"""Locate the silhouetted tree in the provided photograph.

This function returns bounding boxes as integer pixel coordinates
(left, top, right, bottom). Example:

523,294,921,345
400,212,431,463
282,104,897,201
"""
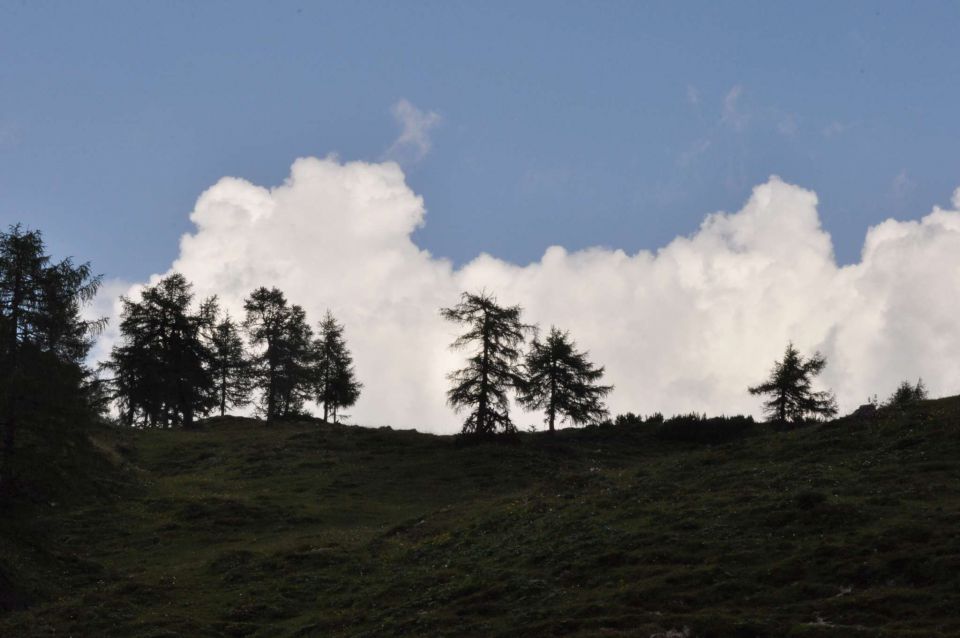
886,378,927,408
313,310,361,423
106,274,214,427
207,311,252,417
441,291,531,435
518,326,613,432
0,225,103,486
748,342,837,424
243,287,314,420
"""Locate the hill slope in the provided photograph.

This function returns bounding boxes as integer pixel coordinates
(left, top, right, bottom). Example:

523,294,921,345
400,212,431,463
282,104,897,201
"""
1,400,959,637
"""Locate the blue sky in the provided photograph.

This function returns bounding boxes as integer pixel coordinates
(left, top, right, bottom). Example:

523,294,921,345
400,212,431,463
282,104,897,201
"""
1,1,958,281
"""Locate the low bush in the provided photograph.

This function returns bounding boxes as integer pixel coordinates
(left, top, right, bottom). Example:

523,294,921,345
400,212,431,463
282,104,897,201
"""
655,413,756,444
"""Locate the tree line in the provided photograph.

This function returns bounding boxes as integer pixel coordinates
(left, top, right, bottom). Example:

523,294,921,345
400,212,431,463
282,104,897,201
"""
104,275,361,427
0,223,938,491
746,342,928,424
441,291,613,435
439,293,935,434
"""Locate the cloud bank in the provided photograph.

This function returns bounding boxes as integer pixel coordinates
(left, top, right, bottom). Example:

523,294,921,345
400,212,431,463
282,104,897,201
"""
100,157,960,432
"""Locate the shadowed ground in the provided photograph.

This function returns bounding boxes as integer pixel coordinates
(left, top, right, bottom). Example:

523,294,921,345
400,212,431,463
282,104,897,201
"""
1,400,958,637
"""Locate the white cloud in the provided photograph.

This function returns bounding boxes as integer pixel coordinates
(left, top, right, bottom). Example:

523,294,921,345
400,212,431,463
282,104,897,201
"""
94,158,960,432
891,169,915,199
382,99,441,165
686,84,700,106
721,85,748,131
777,114,798,136
85,278,132,364
677,139,711,167
822,120,848,138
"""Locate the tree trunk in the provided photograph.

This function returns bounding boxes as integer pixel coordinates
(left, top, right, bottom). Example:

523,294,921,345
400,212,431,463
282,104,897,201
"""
220,374,227,417
548,364,557,432
2,264,24,486
477,315,490,434
266,346,276,422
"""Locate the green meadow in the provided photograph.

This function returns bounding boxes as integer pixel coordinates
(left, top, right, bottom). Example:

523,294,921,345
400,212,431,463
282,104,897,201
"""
2,399,958,637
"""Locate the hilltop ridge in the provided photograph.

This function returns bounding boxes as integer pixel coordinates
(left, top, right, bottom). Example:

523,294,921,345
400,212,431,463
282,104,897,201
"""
1,399,959,637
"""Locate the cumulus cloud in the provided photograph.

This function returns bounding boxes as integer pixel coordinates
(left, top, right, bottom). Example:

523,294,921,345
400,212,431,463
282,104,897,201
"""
382,99,441,165
94,158,960,432
84,277,132,364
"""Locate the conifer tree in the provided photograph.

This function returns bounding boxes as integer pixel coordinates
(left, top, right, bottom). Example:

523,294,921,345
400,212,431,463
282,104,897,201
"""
313,310,361,423
207,313,252,417
274,304,315,418
441,291,531,435
106,274,214,428
0,225,103,485
748,342,838,424
518,326,613,431
886,378,928,408
243,287,315,420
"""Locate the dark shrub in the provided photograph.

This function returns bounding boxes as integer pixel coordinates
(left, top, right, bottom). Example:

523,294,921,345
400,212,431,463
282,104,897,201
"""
655,413,755,444
614,412,644,427
607,412,664,428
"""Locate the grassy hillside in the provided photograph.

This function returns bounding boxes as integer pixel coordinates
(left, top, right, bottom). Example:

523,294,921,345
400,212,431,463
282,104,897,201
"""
1,399,959,637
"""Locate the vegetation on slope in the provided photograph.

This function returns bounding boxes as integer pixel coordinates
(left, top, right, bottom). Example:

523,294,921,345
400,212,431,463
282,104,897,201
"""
1,398,959,637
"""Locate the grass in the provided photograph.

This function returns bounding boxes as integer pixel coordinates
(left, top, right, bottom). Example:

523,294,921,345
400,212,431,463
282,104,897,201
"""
1,399,959,637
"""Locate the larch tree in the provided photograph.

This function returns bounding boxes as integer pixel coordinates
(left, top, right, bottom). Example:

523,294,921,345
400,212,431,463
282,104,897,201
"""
0,225,103,487
206,310,252,417
886,378,928,408
441,291,531,436
313,310,361,423
105,274,214,428
243,287,315,420
748,342,838,424
518,326,613,432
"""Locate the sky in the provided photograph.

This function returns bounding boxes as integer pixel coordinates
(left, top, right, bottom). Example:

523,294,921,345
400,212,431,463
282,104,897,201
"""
2,2,960,431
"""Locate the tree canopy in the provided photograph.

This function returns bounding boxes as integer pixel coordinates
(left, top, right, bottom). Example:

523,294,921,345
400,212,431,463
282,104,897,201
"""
0,225,103,487
243,287,315,421
748,342,837,423
886,378,928,408
105,274,215,428
206,310,252,417
441,291,531,436
313,310,361,423
518,326,612,431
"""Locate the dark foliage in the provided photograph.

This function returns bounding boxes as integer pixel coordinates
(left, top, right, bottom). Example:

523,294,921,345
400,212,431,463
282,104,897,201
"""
205,308,253,418
604,412,664,428
243,287,315,421
748,342,838,424
104,274,215,428
886,378,928,408
654,413,756,444
312,310,361,423
0,225,103,489
518,327,612,431
441,291,531,435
